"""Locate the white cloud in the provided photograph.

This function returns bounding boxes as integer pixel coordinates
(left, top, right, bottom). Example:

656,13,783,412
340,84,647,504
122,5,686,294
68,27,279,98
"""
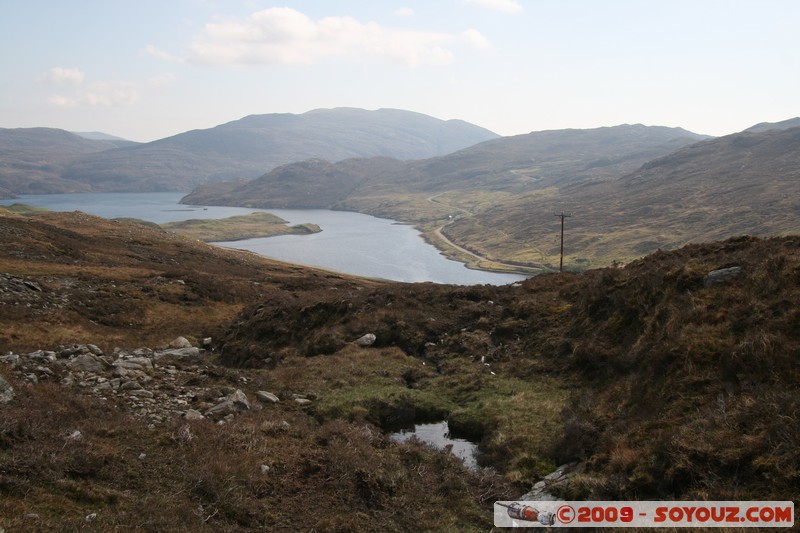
394,7,415,17
463,0,523,14
461,29,491,49
40,67,85,86
188,7,457,67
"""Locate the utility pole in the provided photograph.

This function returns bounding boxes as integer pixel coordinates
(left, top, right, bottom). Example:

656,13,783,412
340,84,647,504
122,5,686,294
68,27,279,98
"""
554,212,571,272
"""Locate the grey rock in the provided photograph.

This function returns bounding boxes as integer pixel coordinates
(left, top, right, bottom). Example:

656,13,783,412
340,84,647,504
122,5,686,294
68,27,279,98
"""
255,391,280,403
184,409,205,420
67,353,107,373
0,374,15,404
154,347,200,359
206,389,251,417
355,333,376,346
294,398,312,406
0,353,20,365
704,266,743,287
169,336,192,349
128,389,154,398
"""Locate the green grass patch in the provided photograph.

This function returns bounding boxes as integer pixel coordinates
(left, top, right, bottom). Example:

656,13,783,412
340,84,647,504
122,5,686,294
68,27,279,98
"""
161,212,320,242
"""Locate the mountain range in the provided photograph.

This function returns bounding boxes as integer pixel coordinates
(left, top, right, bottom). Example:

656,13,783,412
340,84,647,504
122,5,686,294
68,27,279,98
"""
3,109,799,269
0,108,498,196
183,119,800,269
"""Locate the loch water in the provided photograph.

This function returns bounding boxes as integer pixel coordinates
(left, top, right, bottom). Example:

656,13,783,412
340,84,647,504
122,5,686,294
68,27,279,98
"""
1,192,527,285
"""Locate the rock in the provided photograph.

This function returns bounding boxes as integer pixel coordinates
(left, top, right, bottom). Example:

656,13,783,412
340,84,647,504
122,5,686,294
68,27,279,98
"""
704,266,743,287
0,374,15,404
154,347,200,359
255,391,280,403
0,353,19,365
294,398,312,406
67,353,107,373
260,464,270,474
206,389,251,417
169,336,192,349
355,333,376,347
184,409,205,421
66,429,82,441
520,461,585,501
128,389,154,398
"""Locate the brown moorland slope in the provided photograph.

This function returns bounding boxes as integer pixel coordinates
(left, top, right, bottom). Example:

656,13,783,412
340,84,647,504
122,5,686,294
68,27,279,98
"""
445,126,800,269
1,208,798,530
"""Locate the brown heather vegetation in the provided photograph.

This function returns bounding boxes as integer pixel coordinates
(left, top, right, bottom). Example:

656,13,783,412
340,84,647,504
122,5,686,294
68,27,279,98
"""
1,208,798,530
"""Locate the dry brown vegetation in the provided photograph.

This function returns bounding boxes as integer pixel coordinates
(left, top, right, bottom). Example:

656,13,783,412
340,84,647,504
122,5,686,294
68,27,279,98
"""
1,208,798,530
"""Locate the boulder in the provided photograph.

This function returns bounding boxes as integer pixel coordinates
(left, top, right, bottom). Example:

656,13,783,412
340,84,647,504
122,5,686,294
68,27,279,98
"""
169,337,192,349
206,389,251,417
255,391,280,403
704,266,743,287
0,374,14,404
67,353,107,374
355,333,376,347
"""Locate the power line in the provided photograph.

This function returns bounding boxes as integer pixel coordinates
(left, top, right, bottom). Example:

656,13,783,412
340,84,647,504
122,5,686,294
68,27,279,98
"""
554,212,571,272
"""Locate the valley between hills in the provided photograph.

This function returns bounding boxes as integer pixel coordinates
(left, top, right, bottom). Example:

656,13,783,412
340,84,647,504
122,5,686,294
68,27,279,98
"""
1,109,800,530
1,205,799,530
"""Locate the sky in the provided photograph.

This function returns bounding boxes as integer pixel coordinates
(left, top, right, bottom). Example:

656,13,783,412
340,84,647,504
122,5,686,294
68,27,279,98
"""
1,0,798,142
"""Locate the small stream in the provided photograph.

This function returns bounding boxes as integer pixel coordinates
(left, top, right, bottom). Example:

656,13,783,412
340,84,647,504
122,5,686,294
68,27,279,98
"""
390,421,479,470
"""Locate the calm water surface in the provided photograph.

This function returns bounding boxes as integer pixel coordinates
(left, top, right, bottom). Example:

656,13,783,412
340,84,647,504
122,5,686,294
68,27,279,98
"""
390,421,479,470
2,192,527,285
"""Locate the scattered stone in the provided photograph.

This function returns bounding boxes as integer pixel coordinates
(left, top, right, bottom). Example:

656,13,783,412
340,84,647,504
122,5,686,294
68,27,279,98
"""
294,398,312,406
355,333,376,347
260,464,270,474
138,453,147,460
255,391,280,403
704,266,743,287
0,374,15,404
85,513,97,522
66,430,82,442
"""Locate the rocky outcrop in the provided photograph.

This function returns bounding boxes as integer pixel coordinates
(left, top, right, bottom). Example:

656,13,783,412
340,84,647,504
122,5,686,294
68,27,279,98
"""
0,338,283,426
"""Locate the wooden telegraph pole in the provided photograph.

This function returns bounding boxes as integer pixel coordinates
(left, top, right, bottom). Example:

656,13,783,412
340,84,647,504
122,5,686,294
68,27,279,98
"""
554,212,571,272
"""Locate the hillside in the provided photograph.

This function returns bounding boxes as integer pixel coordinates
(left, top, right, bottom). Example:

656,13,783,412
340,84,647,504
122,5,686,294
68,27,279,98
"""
445,126,800,268
58,108,499,192
1,207,797,529
183,124,707,217
0,108,497,195
0,128,127,195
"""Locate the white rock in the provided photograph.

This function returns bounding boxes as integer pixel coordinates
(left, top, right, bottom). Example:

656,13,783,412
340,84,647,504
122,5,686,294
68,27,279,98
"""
355,333,376,347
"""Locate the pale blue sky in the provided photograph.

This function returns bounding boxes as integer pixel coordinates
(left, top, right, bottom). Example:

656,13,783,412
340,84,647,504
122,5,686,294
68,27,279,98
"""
1,0,798,141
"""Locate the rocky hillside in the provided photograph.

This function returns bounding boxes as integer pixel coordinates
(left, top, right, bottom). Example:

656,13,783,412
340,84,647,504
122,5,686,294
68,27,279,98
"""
0,108,498,195
1,207,798,530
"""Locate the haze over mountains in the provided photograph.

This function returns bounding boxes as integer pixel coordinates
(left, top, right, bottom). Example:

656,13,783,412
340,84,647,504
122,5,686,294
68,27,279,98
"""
0,108,498,196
